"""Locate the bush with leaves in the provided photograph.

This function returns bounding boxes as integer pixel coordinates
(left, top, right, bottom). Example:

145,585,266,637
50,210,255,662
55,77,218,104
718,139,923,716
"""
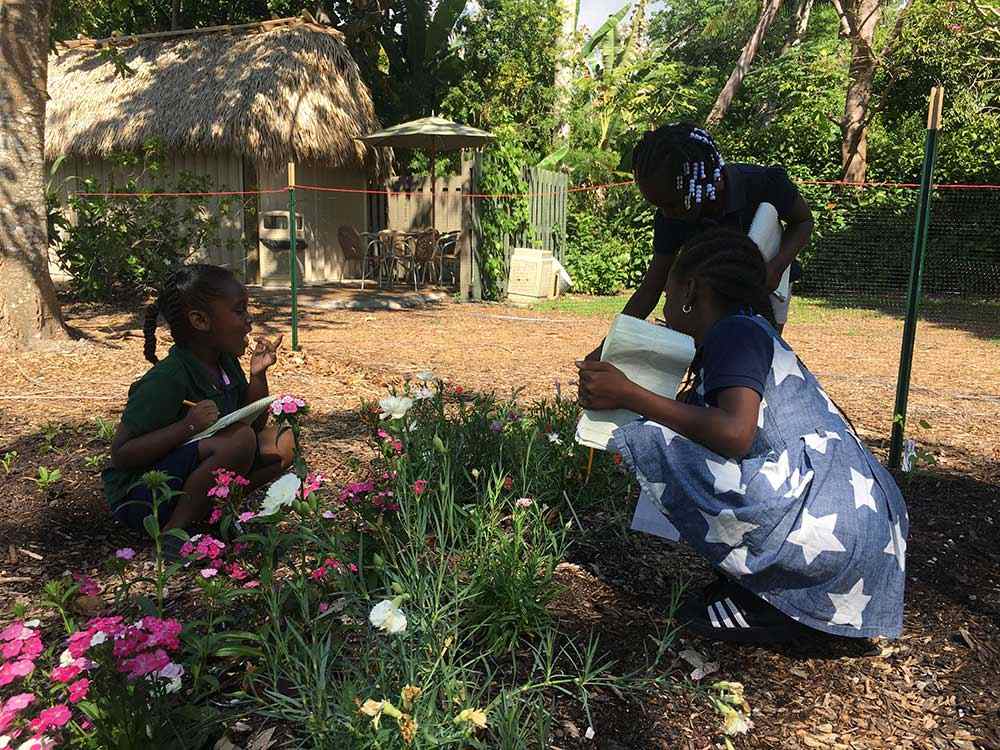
47,146,242,303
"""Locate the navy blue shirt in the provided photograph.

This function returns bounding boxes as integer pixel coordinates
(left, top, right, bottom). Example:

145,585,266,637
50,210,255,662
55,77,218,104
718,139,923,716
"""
688,314,774,407
653,163,800,258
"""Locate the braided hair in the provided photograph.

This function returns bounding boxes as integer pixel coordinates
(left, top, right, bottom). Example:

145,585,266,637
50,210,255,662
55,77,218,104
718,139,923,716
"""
632,122,726,209
143,264,239,364
672,228,777,328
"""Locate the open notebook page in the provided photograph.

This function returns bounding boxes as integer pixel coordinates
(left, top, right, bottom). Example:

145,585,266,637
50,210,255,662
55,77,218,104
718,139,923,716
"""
575,314,695,451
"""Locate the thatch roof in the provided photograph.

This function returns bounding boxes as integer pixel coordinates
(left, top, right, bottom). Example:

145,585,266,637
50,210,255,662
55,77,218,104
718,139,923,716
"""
46,14,386,171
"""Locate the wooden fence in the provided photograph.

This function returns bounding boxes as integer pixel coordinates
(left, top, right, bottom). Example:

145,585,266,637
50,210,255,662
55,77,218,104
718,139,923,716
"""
365,160,567,301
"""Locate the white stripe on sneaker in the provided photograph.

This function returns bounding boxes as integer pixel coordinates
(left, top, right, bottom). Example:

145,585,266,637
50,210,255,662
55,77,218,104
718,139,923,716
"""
724,597,751,629
714,602,735,629
707,603,721,628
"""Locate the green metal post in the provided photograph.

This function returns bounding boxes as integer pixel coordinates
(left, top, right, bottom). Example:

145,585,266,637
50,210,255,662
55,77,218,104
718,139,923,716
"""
288,162,299,351
889,86,944,469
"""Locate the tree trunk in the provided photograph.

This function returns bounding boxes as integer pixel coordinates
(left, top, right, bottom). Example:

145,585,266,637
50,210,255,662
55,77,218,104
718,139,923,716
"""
780,0,814,53
706,0,785,126
837,0,882,183
0,0,69,349
829,0,853,36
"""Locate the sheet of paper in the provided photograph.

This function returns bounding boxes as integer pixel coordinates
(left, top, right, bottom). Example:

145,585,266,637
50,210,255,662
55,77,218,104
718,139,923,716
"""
748,202,790,302
575,315,695,451
185,395,278,444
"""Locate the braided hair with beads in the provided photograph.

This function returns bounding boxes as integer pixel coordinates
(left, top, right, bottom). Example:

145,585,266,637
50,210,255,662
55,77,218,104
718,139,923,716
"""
143,264,239,364
632,122,726,210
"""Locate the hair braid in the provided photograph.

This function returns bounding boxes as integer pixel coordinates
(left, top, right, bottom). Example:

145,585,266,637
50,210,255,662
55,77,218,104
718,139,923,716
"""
143,264,239,363
632,122,726,208
142,301,161,364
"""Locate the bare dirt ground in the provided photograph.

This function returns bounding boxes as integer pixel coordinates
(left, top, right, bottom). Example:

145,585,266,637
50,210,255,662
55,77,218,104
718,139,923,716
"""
1,290,998,749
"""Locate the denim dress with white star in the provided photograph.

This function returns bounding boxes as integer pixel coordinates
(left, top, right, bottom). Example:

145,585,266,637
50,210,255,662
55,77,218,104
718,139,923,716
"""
613,312,908,639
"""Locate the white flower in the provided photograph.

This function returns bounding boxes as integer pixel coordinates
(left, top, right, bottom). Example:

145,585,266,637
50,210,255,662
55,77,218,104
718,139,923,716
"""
414,387,433,400
59,649,74,667
158,662,184,694
379,396,414,420
369,599,407,634
89,630,107,646
720,703,753,736
17,738,54,750
515,497,534,509
585,726,595,740
0,736,10,749
415,371,435,383
260,473,302,515
23,619,40,629
546,432,563,445
471,468,480,479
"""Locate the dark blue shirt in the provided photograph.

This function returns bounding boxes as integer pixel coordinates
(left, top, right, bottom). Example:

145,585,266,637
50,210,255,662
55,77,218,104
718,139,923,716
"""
688,313,774,407
653,163,800,258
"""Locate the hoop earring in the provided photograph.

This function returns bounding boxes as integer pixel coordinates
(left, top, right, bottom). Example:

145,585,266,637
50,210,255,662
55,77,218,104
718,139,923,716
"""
682,303,693,314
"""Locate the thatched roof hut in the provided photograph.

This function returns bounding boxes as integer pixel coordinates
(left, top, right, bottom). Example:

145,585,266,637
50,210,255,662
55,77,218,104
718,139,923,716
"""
46,13,384,171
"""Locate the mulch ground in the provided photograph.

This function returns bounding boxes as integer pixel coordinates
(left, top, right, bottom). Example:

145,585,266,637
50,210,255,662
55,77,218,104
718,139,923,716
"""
1,290,997,750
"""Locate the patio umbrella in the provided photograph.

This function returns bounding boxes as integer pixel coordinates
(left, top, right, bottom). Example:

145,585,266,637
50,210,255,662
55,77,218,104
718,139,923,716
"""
357,116,495,230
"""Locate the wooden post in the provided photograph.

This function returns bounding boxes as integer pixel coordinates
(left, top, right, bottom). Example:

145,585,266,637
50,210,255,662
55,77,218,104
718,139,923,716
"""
888,86,944,469
288,161,299,351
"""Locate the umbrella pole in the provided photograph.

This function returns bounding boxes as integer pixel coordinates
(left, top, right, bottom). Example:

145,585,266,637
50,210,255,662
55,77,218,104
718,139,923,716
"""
430,142,437,231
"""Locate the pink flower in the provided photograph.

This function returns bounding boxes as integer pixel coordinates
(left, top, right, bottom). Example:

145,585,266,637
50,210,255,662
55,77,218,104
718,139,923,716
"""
301,472,325,499
243,580,260,589
377,429,391,441
238,511,257,523
212,468,234,485
226,563,249,581
233,474,250,487
321,510,335,520
318,603,330,614
0,659,35,686
29,704,72,734
0,621,30,642
270,394,306,416
208,508,223,524
207,484,230,499
67,678,90,704
309,567,328,582
72,573,101,597
199,568,218,579
515,497,534,509
84,616,124,635
139,618,181,651
232,542,248,555
50,664,83,683
115,547,136,561
120,649,170,680
180,542,195,558
2,693,34,713
413,480,428,496
348,563,359,573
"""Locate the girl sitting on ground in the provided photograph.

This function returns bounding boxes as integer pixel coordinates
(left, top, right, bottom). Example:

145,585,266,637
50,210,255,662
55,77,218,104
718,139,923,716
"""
577,229,907,644
103,264,294,548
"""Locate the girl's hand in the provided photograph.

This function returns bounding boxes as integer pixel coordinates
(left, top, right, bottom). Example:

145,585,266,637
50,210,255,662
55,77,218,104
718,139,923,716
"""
576,361,635,411
183,400,219,433
250,334,283,376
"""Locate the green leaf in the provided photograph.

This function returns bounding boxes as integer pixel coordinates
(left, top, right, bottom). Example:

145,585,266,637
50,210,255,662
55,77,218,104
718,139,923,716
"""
537,145,570,170
427,0,467,62
581,1,631,58
142,514,159,539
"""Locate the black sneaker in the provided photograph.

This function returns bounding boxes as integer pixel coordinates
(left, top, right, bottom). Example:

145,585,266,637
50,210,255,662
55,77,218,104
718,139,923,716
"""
677,577,812,644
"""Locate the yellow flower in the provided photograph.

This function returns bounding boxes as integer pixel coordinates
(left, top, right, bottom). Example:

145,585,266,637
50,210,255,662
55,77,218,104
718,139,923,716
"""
398,714,417,744
454,707,488,730
401,685,422,711
359,699,384,729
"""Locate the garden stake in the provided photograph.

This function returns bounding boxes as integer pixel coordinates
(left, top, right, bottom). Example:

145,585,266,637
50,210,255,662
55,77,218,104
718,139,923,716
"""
585,447,595,482
288,161,300,352
889,85,944,469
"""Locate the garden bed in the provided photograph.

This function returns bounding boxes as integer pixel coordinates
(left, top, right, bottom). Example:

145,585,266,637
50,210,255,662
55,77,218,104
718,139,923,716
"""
1,293,997,749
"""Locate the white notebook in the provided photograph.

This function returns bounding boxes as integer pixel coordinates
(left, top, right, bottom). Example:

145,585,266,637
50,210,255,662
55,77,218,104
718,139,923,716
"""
574,315,696,451
750,202,791,302
185,395,277,444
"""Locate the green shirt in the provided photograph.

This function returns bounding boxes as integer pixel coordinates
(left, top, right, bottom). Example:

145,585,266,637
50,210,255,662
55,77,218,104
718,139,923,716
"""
102,345,249,509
